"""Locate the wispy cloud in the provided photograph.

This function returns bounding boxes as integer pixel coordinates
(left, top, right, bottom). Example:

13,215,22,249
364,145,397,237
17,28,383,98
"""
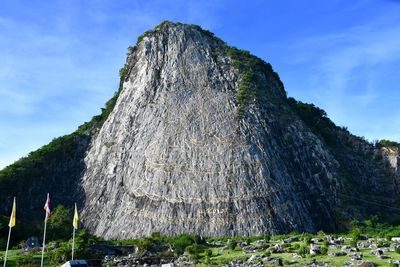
286,5,400,141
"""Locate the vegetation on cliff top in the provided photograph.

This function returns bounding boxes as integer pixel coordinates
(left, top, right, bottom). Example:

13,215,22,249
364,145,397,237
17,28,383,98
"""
224,45,286,116
287,97,338,146
377,139,400,149
134,20,287,116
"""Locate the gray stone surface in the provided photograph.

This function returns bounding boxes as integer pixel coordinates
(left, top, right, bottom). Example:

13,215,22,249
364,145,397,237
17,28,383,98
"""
80,22,342,239
356,261,376,267
349,253,363,261
330,251,347,257
71,22,400,239
310,244,321,255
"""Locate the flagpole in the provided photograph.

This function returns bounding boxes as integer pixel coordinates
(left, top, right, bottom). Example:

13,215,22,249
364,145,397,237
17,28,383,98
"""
4,197,16,267
72,227,76,260
40,219,48,267
3,226,12,267
71,202,78,261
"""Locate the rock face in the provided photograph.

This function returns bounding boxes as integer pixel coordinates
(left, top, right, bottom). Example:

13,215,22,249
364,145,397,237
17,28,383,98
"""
1,22,399,239
79,22,399,238
80,22,343,238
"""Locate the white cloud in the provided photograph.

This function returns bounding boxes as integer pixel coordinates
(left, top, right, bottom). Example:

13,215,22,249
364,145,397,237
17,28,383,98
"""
286,6,400,142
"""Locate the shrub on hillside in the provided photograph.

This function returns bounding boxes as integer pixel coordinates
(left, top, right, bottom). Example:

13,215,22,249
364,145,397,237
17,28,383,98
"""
136,237,153,252
320,246,328,255
317,230,325,238
169,233,202,255
47,243,71,266
350,228,361,248
291,243,301,251
263,233,271,242
15,255,36,267
228,239,237,250
298,244,309,257
48,205,72,241
185,244,202,261
303,234,312,245
205,249,212,257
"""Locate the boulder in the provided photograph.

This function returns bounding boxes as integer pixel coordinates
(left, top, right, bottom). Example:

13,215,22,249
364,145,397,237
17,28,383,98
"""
267,258,283,266
243,245,262,253
341,245,358,252
358,242,372,249
356,261,376,267
336,237,346,243
237,242,245,248
391,243,400,249
292,253,303,259
247,254,262,263
267,244,284,253
310,244,321,255
311,238,323,243
349,253,363,261
252,240,268,247
377,242,390,248
326,236,345,245
329,251,347,257
377,255,391,259
209,240,225,246
326,235,335,244
369,249,383,255
282,237,299,243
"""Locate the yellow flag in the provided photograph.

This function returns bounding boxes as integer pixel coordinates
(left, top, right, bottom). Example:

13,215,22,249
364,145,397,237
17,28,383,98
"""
8,197,16,228
73,203,79,229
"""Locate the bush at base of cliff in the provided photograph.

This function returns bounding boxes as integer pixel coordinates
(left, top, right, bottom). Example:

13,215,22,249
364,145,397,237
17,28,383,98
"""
47,205,72,241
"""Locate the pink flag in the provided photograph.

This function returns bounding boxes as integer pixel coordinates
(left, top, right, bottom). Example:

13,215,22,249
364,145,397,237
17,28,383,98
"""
43,193,51,221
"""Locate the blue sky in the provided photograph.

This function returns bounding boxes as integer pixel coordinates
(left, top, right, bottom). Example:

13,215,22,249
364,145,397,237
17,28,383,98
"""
1,0,399,169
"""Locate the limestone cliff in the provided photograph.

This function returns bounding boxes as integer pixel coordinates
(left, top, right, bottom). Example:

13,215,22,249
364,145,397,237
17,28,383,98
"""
80,22,399,238
0,22,399,239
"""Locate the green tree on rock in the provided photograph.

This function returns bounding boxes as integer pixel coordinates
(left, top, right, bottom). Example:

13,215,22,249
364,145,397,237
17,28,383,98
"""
48,205,72,241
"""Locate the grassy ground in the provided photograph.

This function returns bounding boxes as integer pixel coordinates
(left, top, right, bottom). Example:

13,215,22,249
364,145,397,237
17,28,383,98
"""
0,249,42,267
1,231,400,266
197,238,400,266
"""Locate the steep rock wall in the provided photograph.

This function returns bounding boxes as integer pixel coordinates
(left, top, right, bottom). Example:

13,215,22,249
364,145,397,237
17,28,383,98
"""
80,23,342,238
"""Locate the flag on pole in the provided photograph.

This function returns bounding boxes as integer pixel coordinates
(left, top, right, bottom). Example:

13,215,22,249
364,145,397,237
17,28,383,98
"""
41,193,51,267
43,193,51,221
8,197,16,228
72,203,79,260
73,203,79,229
4,197,16,267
